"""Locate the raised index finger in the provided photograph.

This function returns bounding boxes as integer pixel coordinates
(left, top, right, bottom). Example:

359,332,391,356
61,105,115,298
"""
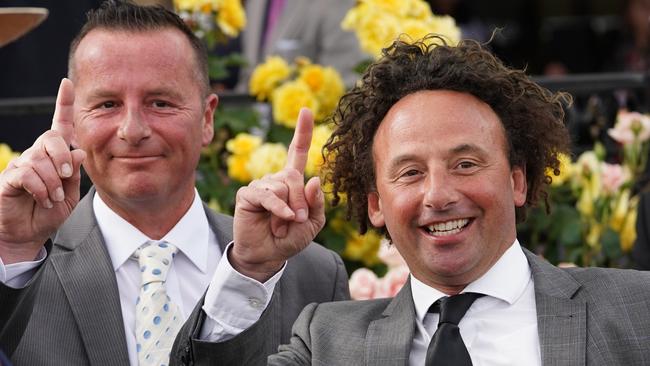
51,78,76,145
285,108,314,174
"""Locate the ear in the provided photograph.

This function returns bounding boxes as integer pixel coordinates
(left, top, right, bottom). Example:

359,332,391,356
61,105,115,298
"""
367,191,385,228
511,165,527,207
201,93,218,146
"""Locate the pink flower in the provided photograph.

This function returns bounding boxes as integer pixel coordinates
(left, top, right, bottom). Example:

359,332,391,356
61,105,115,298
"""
377,239,407,269
608,110,650,144
601,163,629,194
349,268,378,300
374,266,409,298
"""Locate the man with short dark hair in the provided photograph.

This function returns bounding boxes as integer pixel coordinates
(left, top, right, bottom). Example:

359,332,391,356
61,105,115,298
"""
0,1,347,365
183,35,650,365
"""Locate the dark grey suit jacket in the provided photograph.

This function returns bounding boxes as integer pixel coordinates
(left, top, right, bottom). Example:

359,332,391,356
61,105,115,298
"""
266,248,650,365
0,190,349,365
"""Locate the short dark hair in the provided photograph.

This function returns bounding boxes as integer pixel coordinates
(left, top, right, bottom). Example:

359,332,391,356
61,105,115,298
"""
68,0,209,95
323,35,572,236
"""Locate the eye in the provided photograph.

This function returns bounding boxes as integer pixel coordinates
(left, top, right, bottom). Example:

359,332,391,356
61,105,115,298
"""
397,169,422,180
458,161,476,169
152,100,170,108
101,101,117,109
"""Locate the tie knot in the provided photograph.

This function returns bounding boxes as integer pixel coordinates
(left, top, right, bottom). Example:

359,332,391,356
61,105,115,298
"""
134,241,178,285
429,292,484,325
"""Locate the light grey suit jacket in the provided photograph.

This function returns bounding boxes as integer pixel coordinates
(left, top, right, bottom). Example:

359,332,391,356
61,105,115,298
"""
236,0,365,91
268,248,650,365
0,190,349,365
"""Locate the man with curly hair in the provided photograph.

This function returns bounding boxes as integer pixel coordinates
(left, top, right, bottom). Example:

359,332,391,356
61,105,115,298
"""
184,35,650,365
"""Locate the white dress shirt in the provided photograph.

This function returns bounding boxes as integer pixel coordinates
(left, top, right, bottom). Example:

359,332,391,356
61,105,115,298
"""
409,240,541,366
0,190,283,366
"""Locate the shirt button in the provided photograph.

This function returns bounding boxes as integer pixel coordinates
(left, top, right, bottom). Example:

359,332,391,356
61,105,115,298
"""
248,297,263,309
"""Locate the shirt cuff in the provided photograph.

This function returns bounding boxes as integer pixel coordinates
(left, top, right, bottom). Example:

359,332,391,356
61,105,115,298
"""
200,242,285,341
0,246,47,288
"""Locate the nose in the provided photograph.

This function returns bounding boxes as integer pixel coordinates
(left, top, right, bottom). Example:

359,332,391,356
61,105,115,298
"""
423,171,459,211
117,107,151,145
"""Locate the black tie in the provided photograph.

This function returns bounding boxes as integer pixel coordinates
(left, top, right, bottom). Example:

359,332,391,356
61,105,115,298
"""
425,293,484,366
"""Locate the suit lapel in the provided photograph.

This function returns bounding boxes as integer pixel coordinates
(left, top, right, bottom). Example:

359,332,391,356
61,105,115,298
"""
50,191,130,365
203,204,233,253
524,249,586,366
365,281,415,366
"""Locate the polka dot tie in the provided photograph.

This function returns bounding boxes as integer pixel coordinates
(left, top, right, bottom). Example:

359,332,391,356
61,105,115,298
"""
133,241,182,366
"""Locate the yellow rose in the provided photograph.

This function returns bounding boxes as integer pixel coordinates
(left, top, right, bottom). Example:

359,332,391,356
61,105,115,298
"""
322,180,347,206
362,0,406,17
249,56,291,101
343,230,382,266
216,0,246,37
577,186,595,217
225,133,262,155
298,64,326,93
0,143,18,172
427,15,461,46
298,64,345,120
174,0,214,12
315,67,345,121
585,222,602,250
272,80,319,128
620,201,638,252
305,124,334,177
227,154,253,182
401,19,432,44
573,151,602,200
246,143,288,180
343,5,400,58
406,0,434,20
547,153,573,186
609,189,631,231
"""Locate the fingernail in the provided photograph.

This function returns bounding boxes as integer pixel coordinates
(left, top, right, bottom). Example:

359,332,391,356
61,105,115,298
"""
61,163,72,177
44,199,53,209
284,207,295,218
296,209,307,222
54,187,65,202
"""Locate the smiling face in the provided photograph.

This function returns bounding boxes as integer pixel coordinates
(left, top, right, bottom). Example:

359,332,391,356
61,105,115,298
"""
71,28,216,217
368,90,527,294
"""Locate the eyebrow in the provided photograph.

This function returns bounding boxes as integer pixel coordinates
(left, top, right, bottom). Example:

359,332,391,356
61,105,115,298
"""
85,88,184,101
449,143,489,156
386,143,490,172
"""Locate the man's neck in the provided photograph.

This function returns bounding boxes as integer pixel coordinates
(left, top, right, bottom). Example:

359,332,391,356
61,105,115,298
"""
95,188,196,239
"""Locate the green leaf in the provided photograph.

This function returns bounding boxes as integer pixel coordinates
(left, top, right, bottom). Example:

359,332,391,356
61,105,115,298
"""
601,227,622,259
353,59,373,75
214,106,261,134
267,124,295,145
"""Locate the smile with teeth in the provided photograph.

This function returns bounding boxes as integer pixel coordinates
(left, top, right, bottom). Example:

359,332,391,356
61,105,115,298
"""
424,218,470,236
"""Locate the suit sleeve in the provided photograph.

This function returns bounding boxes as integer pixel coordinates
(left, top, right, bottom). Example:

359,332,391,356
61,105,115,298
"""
170,244,349,366
267,303,318,366
0,242,49,357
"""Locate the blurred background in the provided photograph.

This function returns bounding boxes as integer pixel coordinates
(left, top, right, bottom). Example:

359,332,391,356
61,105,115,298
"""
3,0,650,291
2,0,649,149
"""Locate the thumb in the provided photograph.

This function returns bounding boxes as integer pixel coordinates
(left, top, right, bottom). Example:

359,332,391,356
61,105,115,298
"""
62,148,86,201
304,176,325,229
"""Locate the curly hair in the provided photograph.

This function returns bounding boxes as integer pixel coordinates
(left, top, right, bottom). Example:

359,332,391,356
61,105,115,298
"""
323,35,572,236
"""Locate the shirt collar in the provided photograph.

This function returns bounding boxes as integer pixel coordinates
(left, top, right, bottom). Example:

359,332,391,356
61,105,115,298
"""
94,189,210,273
411,239,531,322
